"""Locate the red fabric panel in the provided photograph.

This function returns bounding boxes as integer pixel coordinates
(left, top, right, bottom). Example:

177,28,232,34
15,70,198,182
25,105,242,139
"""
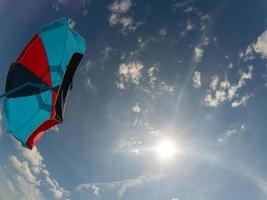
51,91,58,118
17,34,52,87
26,119,60,149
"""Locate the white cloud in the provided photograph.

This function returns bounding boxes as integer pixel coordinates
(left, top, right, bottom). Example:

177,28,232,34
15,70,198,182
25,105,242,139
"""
76,174,160,198
52,0,68,10
81,60,93,72
159,81,174,93
16,175,44,200
84,78,93,90
102,46,114,60
173,1,195,13
9,155,38,185
194,47,204,63
218,123,247,143
240,30,267,61
231,95,251,108
252,30,267,59
205,66,253,107
192,70,201,88
180,19,194,37
13,142,70,199
147,65,158,87
108,0,141,33
109,0,132,14
132,103,141,113
210,75,220,90
117,61,144,89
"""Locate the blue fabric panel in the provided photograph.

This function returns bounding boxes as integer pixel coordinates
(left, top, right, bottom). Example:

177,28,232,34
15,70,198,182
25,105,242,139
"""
3,90,52,145
39,18,86,87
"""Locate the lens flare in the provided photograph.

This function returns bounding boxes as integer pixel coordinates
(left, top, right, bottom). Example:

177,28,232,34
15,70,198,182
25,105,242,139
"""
156,139,177,160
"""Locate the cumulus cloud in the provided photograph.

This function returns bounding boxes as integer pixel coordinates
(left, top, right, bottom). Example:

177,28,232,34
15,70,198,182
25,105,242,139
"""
205,66,253,107
117,61,144,89
252,30,267,58
240,30,267,61
76,174,160,198
9,155,38,184
192,70,201,88
12,142,70,199
108,0,141,33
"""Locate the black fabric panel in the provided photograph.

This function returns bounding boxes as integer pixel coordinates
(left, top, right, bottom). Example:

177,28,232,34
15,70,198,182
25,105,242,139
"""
55,53,83,122
5,63,50,98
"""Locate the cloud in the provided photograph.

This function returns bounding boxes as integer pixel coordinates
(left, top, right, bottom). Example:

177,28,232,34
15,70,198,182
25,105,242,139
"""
132,103,141,113
13,142,70,199
192,70,201,88
52,0,68,11
147,64,159,88
159,81,174,93
84,78,93,90
173,1,196,13
218,123,247,143
117,61,144,89
15,175,44,200
108,0,141,33
193,47,204,63
205,65,253,107
158,28,168,37
102,46,114,60
252,30,267,59
9,155,38,184
109,0,132,13
241,30,267,61
180,19,194,37
231,95,251,108
76,174,160,198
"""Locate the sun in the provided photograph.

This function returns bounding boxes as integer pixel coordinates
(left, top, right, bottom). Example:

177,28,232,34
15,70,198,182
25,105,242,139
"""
156,139,177,160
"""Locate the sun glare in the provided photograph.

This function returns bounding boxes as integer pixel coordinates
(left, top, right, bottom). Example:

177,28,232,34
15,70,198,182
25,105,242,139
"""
156,139,177,160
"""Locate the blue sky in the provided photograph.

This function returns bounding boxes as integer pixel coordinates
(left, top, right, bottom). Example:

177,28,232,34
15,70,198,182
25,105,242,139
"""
1,0,267,199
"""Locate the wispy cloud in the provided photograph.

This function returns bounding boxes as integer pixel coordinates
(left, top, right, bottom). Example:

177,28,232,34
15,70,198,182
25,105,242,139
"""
76,174,160,198
218,123,247,143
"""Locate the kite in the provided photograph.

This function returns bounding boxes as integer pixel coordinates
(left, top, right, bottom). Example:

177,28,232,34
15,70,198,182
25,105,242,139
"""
2,18,86,149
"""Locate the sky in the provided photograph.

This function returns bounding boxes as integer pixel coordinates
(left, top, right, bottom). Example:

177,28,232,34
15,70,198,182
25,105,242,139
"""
1,0,267,199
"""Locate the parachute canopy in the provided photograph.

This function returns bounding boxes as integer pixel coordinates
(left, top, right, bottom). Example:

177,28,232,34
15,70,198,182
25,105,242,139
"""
3,18,86,149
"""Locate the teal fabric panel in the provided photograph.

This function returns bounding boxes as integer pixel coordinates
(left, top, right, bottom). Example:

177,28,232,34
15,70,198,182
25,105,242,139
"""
3,90,52,145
